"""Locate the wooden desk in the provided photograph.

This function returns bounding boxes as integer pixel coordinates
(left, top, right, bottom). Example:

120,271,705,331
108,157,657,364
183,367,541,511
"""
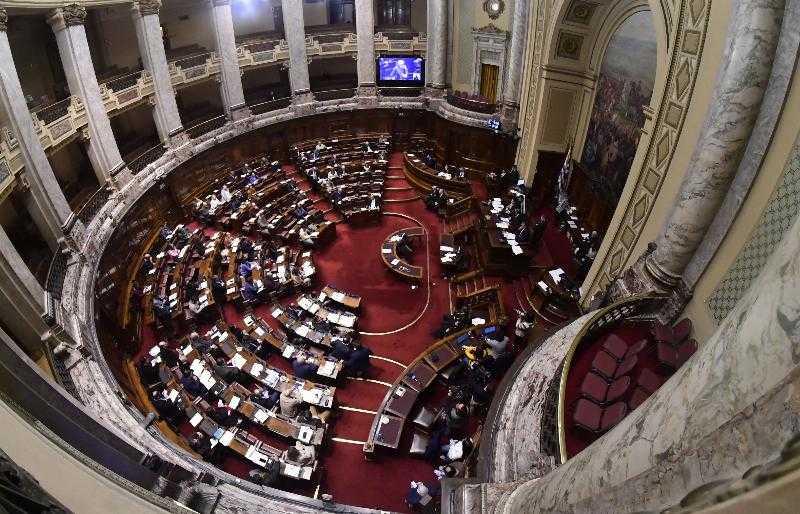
403,152,471,195
402,361,437,392
320,285,361,310
380,227,424,281
384,384,419,418
372,413,404,450
424,343,459,372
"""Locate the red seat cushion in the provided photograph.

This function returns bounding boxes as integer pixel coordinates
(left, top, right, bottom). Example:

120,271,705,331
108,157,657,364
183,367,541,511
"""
602,334,628,360
676,338,697,366
580,372,609,404
625,339,649,358
672,318,693,343
637,368,664,393
629,387,651,410
606,376,631,403
656,342,678,369
651,322,674,344
614,354,638,378
591,351,618,380
600,402,628,431
573,399,602,432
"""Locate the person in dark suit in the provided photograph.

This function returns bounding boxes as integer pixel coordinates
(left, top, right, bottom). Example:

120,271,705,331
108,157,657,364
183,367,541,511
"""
140,254,155,274
250,387,280,410
346,344,373,377
292,354,319,380
214,357,241,383
330,337,353,360
181,374,205,397
211,275,227,305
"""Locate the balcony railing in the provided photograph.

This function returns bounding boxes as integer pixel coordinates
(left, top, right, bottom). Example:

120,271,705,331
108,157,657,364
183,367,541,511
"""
105,71,143,92
314,88,356,102
126,143,167,175
249,97,292,115
174,52,211,70
75,186,112,225
32,98,72,125
446,91,497,114
186,115,227,139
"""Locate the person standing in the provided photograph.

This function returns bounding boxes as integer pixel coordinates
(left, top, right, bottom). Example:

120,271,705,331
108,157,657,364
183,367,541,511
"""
514,311,536,350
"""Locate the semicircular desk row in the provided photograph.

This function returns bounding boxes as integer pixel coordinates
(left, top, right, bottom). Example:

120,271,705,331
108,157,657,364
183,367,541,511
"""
380,226,425,281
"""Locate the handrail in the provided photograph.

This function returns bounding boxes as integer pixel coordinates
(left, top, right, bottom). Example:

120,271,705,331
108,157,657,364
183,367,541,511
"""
445,92,497,115
555,293,664,464
75,186,112,225
185,115,227,138
126,144,167,175
32,97,71,125
104,70,143,92
313,88,356,101
249,96,292,115
174,52,211,69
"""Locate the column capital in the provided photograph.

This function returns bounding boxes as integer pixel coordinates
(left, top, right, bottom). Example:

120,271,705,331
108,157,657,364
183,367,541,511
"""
0,8,8,33
134,0,162,16
211,0,231,6
47,4,87,32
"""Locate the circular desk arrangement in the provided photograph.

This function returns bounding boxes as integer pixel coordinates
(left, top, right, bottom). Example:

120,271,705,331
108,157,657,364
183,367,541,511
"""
380,227,425,281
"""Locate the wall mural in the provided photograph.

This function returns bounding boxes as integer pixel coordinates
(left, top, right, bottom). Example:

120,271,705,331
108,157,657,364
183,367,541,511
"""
580,11,657,202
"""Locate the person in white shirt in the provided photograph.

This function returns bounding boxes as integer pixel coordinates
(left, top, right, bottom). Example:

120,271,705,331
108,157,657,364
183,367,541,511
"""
514,312,536,347
209,194,222,211
220,184,232,203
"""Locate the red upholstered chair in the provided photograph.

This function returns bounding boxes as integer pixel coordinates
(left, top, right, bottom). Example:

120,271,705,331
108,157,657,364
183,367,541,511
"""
651,322,674,344
600,402,628,431
656,342,679,371
591,351,618,381
573,398,603,432
613,354,638,379
580,372,609,404
629,387,651,410
676,338,698,366
625,339,649,358
605,376,631,404
637,368,664,393
673,318,693,343
601,334,628,361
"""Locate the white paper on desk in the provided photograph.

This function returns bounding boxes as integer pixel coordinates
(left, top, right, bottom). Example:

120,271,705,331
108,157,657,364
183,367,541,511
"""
156,252,165,259
496,222,509,229
143,284,153,294
167,389,179,402
390,235,402,242
147,268,156,276
182,344,193,356
396,385,406,397
189,412,203,427
254,409,269,423
199,281,208,289
549,268,565,283
380,415,390,425
284,463,301,478
298,297,312,310
282,345,295,358
511,245,523,255
502,231,515,240
231,353,247,369
381,248,392,254
219,431,235,446
298,425,313,443
219,332,229,342
255,327,266,337
440,245,454,252
150,356,162,366
295,325,310,338
264,369,279,387
251,363,264,378
243,315,254,326
472,317,486,326
318,360,336,377
391,258,400,266
271,308,283,318
149,346,161,357
302,389,322,404
538,280,551,294
309,303,321,314
228,396,241,409
169,292,178,301
190,359,203,373
226,287,236,294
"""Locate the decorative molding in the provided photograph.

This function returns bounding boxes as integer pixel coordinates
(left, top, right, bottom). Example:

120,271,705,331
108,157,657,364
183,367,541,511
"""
61,3,87,26
0,7,8,32
136,0,161,16
583,0,713,300
483,0,506,20
564,0,599,25
555,31,584,60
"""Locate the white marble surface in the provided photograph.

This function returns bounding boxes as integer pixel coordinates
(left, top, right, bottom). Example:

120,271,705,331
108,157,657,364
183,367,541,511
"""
426,0,448,88
282,0,311,95
210,1,248,115
354,0,375,88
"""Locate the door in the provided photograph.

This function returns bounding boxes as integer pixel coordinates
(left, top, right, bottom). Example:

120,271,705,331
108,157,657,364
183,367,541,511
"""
479,63,499,103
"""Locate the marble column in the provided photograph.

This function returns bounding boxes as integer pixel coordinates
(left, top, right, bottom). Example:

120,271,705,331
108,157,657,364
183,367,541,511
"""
281,0,312,104
643,0,786,289
499,0,529,130
425,0,448,93
0,9,82,251
355,0,376,99
47,4,129,188
0,224,59,356
209,0,250,121
132,0,186,145
494,155,800,514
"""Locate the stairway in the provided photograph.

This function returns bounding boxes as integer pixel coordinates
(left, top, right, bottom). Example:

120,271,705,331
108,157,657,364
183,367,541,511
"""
452,271,502,298
445,211,478,236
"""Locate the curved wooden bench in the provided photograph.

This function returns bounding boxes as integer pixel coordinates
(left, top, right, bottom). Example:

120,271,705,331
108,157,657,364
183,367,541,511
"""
380,226,424,281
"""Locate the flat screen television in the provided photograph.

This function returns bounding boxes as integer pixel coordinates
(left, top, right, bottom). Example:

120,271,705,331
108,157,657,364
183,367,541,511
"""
376,55,425,87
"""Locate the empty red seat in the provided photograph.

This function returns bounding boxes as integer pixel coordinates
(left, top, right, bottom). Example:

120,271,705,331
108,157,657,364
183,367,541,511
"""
602,335,628,360
606,376,631,403
580,372,609,404
651,322,673,344
637,368,664,393
625,339,649,358
573,399,629,433
600,402,628,431
676,338,697,366
673,318,693,343
629,387,651,410
614,354,638,378
591,351,618,380
656,342,678,370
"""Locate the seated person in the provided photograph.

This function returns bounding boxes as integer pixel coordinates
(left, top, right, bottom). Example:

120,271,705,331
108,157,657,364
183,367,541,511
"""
446,402,469,432
292,354,319,380
165,244,180,265
516,223,531,244
188,331,213,354
189,431,215,461
208,193,222,212
195,199,211,224
209,405,240,428
330,336,354,360
293,205,308,219
181,374,205,397
214,357,241,383
282,442,315,465
440,437,472,463
242,277,265,303
219,184,233,203
425,186,445,211
250,387,280,410
345,343,373,377
256,211,270,230
330,189,344,205
185,277,201,303
396,233,414,259
159,223,172,245
152,296,172,324
238,260,254,277
484,332,510,358
211,275,227,304
140,253,155,274
298,226,315,248
239,238,255,260
248,460,280,486
279,389,303,418
229,190,244,210
154,341,179,367
151,389,181,423
175,225,190,244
